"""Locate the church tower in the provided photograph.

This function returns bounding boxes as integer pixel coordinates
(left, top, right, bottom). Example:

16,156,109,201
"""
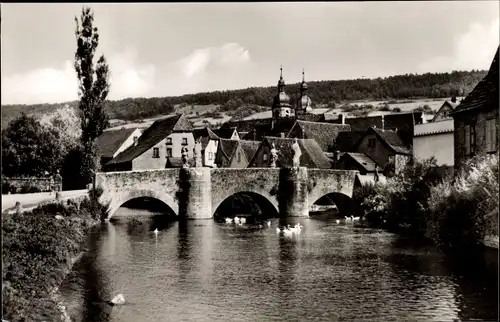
272,66,294,125
296,69,312,118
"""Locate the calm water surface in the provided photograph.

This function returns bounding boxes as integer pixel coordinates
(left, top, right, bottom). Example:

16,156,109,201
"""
60,208,498,322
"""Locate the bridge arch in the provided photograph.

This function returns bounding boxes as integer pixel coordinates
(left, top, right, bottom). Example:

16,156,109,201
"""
212,188,279,218
309,191,354,217
106,188,179,219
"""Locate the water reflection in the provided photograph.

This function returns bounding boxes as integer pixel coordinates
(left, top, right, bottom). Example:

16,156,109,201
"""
60,208,498,322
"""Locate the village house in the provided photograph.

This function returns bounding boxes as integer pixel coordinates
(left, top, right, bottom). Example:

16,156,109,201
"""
432,99,458,122
214,139,260,168
450,47,499,170
248,137,332,169
193,127,220,167
351,127,412,175
96,127,143,169
104,114,195,171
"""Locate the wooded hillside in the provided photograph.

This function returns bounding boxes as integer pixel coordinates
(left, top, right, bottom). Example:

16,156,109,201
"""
1,70,487,128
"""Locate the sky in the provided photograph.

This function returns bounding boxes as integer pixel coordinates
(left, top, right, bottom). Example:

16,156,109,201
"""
1,2,499,105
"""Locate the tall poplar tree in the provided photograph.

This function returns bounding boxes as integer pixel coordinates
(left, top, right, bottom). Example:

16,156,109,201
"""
74,6,110,144
71,6,110,186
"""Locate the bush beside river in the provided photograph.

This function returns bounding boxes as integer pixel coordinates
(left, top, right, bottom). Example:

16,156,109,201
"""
355,153,499,250
2,190,107,321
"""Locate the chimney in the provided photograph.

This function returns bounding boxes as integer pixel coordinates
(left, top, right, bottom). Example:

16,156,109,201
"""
280,132,285,138
451,96,457,103
421,113,427,124
133,136,139,146
339,113,345,125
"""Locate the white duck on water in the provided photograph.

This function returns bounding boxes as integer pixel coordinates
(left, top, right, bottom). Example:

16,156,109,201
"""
108,293,125,306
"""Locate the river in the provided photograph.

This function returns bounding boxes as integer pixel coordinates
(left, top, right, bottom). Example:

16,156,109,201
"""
59,207,498,322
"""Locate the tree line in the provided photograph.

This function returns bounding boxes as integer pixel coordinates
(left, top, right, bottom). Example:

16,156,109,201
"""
2,69,487,126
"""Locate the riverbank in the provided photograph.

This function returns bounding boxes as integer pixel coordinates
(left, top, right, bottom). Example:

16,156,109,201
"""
2,191,106,322
355,153,499,250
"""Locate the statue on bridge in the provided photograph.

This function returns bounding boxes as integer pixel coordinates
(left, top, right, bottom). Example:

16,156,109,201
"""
194,139,203,168
269,143,279,168
181,146,190,168
292,138,301,168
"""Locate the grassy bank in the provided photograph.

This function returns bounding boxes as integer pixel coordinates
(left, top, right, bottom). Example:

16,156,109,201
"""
355,153,499,250
2,189,107,322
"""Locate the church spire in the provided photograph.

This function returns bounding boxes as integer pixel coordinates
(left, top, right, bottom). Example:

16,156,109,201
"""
278,65,285,92
300,68,308,93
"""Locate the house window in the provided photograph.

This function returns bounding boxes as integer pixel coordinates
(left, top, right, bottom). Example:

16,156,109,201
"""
368,139,376,148
237,152,241,162
486,118,497,153
153,147,160,158
166,137,172,145
263,153,268,161
208,152,213,160
166,148,172,158
182,138,188,146
464,124,476,156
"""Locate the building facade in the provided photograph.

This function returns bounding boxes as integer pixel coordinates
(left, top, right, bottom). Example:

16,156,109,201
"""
413,120,454,166
450,47,499,169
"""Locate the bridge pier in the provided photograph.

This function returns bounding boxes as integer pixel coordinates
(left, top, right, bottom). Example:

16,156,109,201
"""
180,168,212,220
279,167,309,218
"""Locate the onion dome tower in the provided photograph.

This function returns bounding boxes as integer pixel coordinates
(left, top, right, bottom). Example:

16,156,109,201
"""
272,66,294,123
296,69,312,118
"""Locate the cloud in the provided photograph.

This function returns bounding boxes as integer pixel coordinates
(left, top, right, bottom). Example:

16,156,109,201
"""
1,61,78,105
1,47,156,105
177,42,251,79
418,18,499,73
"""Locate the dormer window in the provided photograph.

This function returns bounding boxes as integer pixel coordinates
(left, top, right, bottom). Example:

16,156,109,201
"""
166,137,172,145
182,138,188,146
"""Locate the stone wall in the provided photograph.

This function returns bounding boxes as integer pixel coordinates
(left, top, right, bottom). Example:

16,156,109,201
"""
3,177,63,194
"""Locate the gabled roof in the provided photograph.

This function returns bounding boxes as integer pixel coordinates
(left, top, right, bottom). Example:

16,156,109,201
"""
193,127,219,150
451,47,499,115
213,127,238,139
107,114,192,165
414,119,454,137
287,120,351,152
334,131,365,152
238,140,261,162
356,127,412,155
215,139,240,165
96,127,140,158
432,100,457,122
250,137,332,169
340,152,380,172
327,112,421,146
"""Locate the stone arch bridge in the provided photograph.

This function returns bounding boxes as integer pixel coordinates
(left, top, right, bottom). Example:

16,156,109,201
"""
95,167,358,220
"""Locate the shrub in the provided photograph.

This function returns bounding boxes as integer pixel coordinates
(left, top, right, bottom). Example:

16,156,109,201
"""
2,195,102,321
378,104,391,111
392,107,402,112
360,154,499,249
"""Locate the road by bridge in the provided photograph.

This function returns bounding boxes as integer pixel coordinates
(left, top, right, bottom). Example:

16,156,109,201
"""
96,167,358,220
1,189,88,213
